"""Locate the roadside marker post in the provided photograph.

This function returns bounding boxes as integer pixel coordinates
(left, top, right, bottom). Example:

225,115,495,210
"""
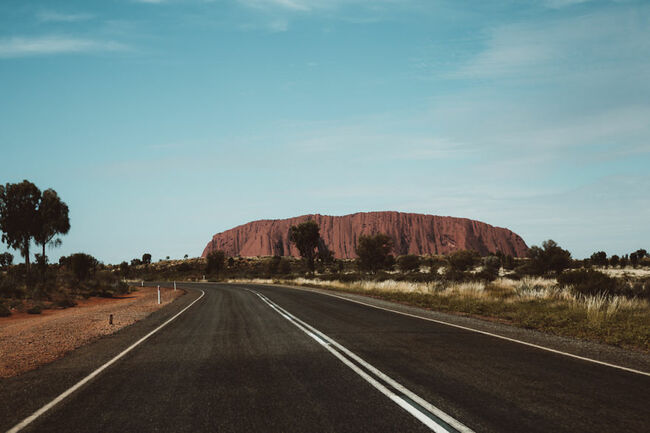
174,281,176,291
141,281,143,287
109,314,113,325
157,286,161,304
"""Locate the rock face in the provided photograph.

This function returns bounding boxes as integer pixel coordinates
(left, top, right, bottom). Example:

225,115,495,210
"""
202,211,528,259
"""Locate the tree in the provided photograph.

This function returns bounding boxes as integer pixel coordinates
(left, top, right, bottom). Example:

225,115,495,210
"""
206,250,226,275
119,261,130,277
34,189,70,274
0,252,13,268
356,233,393,273
60,253,98,281
524,240,572,276
397,254,421,273
609,255,620,268
0,180,41,270
288,220,321,273
142,253,152,265
447,250,480,272
630,252,639,268
590,251,608,267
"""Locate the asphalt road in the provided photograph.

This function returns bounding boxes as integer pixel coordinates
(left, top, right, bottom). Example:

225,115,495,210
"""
3,282,649,433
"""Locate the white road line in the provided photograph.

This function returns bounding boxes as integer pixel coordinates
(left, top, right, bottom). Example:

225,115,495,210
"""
6,289,206,433
251,290,473,433
263,283,650,378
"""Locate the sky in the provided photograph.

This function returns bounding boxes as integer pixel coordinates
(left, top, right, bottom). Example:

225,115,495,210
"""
1,0,649,263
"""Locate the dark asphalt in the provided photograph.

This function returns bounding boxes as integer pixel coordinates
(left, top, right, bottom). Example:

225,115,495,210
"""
2,282,649,433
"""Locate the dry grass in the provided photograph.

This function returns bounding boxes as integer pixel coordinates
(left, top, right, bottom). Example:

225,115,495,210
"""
232,276,650,351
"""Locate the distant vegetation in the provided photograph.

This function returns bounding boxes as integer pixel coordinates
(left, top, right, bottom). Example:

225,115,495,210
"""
0,180,128,316
2,204,649,349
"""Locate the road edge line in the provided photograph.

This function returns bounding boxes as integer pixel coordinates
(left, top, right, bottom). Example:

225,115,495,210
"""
6,289,206,433
248,282,650,377
251,290,472,433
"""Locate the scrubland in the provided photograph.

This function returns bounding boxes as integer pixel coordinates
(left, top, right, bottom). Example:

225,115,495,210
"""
232,275,650,351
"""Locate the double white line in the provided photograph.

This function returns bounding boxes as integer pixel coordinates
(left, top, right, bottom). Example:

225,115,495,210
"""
252,290,474,433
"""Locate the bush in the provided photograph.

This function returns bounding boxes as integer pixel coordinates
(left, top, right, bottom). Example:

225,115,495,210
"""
27,304,43,314
558,269,619,297
0,303,11,317
447,250,479,272
397,255,421,273
55,298,77,308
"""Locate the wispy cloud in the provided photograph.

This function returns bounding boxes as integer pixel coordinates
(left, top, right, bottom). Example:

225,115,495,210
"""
37,11,94,23
238,0,312,11
453,6,650,80
542,0,593,9
133,0,166,3
0,36,129,58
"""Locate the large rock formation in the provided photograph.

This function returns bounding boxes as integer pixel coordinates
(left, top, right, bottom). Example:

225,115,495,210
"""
202,211,528,259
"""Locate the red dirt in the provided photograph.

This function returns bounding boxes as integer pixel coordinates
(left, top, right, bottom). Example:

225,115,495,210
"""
0,287,183,378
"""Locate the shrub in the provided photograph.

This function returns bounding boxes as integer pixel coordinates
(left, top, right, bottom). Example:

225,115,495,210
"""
27,304,43,314
55,298,77,308
558,269,619,297
447,250,479,272
0,302,11,317
356,234,394,273
397,255,421,273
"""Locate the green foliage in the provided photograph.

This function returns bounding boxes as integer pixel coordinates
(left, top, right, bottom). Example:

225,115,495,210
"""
27,304,43,314
34,189,70,273
142,253,152,265
590,251,608,267
119,261,130,277
522,240,572,276
558,269,619,297
60,253,99,281
268,255,282,274
355,233,394,273
206,250,226,275
397,254,420,272
0,180,41,269
480,255,501,281
0,302,10,317
447,250,479,272
288,220,321,273
609,255,620,267
0,252,13,268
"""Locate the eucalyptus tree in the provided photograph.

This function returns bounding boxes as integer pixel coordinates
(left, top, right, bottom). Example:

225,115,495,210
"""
34,189,70,273
0,180,41,270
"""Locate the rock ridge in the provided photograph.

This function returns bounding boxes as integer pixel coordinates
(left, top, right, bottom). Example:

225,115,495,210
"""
202,211,528,259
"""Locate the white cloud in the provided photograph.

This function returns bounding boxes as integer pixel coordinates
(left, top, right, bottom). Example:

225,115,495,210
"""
453,6,650,80
0,36,129,58
37,11,94,22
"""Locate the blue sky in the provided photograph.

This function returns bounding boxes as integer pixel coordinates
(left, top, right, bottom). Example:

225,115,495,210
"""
1,0,649,263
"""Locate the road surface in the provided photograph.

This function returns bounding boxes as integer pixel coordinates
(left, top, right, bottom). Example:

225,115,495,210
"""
1,282,648,432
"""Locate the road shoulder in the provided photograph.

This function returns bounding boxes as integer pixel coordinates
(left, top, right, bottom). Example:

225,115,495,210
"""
245,282,650,375
0,286,202,433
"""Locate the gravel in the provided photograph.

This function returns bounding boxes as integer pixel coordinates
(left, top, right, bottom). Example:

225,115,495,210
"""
0,287,183,378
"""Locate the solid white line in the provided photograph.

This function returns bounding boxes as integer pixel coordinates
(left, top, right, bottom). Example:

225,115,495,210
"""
264,283,650,378
6,289,206,433
252,290,473,433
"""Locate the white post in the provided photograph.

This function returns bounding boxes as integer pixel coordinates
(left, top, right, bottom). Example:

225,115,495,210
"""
141,281,144,287
157,285,161,304
174,281,176,291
